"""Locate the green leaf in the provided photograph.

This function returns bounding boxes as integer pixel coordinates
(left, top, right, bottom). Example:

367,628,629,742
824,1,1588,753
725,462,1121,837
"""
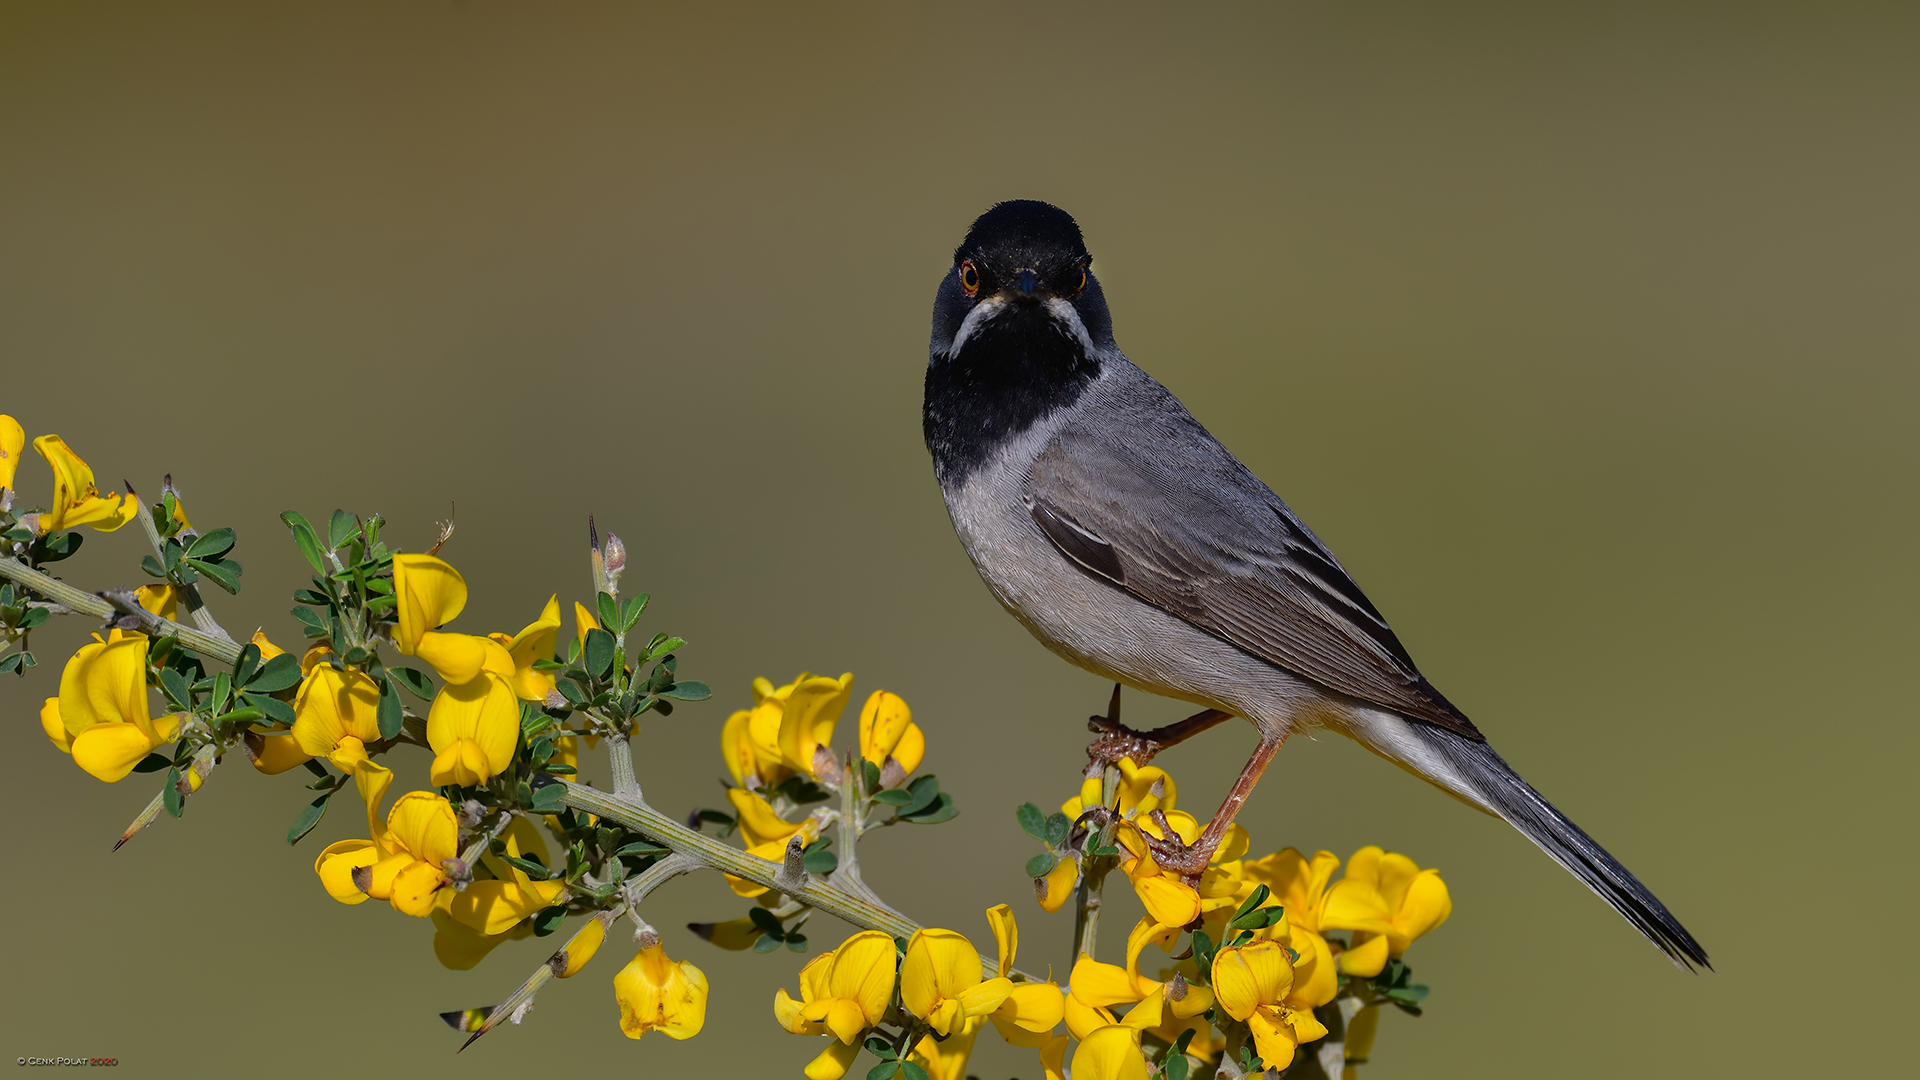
131,752,172,774
802,839,838,875
163,538,183,574
531,905,566,936
659,679,710,701
1190,930,1217,975
1044,811,1072,847
140,555,167,579
898,774,940,816
389,665,434,700
864,1036,896,1060
531,783,569,814
866,1064,903,1080
861,760,882,794
596,592,619,640
210,707,264,726
899,1062,929,1080
618,593,650,633
1232,884,1271,925
163,769,184,817
34,530,83,563
784,932,808,953
186,557,241,594
291,606,328,637
377,677,403,740
1166,1053,1190,1080
186,527,236,560
752,933,782,954
1016,801,1047,841
644,635,685,661
287,794,329,844
502,855,555,880
231,643,262,689
1025,853,1057,878
748,907,785,934
159,668,194,711
242,692,296,726
327,510,356,551
899,792,957,824
245,653,302,693
872,789,914,807
1230,903,1286,932
583,628,615,680
280,511,327,572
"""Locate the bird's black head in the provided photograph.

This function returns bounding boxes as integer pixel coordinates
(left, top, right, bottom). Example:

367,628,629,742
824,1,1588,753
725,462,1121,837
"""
925,200,1116,485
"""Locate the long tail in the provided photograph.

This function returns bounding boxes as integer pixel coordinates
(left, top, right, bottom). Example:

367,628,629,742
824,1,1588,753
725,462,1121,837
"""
1345,708,1710,971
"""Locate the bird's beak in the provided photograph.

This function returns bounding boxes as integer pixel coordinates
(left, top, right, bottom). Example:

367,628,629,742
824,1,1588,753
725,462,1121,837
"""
1016,269,1038,301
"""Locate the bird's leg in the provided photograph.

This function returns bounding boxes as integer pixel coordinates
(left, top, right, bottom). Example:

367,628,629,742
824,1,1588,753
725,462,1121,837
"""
1085,683,1234,773
1141,732,1284,880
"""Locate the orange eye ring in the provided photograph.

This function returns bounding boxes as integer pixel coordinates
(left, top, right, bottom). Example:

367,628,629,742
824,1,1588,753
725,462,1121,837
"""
1075,265,1088,295
960,260,980,296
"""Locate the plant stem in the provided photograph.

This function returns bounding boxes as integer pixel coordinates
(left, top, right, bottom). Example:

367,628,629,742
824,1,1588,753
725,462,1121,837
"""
1071,762,1121,964
558,779,1026,982
606,732,641,800
0,558,242,663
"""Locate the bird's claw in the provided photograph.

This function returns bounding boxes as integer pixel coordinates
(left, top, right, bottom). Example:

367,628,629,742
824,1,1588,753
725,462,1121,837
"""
1141,809,1214,880
1085,713,1169,770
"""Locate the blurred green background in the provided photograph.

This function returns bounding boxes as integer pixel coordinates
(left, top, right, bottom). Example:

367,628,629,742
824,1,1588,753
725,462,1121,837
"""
2,2,1913,1076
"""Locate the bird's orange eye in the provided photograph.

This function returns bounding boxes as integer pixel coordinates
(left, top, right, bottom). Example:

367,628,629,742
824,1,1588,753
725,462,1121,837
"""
1075,265,1088,295
960,260,980,296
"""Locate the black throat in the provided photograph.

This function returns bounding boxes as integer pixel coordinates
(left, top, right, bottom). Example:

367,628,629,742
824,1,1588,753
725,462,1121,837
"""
923,302,1102,488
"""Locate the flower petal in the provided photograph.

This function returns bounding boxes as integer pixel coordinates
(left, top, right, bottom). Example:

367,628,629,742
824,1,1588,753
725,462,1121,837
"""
70,722,157,782
1071,1025,1149,1080
391,553,467,655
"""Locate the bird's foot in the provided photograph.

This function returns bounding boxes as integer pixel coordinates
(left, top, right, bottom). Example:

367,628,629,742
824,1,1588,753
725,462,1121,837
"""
1085,712,1171,770
1138,809,1220,880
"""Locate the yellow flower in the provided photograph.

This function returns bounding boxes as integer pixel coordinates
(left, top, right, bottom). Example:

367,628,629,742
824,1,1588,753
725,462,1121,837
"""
908,1025,981,1080
720,675,803,789
551,916,609,978
29,435,137,533
857,690,925,781
244,729,313,775
430,906,535,970
1070,917,1214,1050
313,790,459,917
1238,848,1343,1006
615,936,709,1040
446,815,567,935
413,630,516,687
290,665,393,826
1071,1025,1150,1080
688,916,765,951
981,905,1067,1049
773,929,896,1045
1318,846,1452,976
0,414,22,490
719,783,820,898
776,672,855,779
426,671,519,786
1211,940,1329,1072
135,584,180,622
901,928,1012,1036
488,595,561,701
388,553,514,684
1036,856,1080,913
43,631,182,782
391,553,466,652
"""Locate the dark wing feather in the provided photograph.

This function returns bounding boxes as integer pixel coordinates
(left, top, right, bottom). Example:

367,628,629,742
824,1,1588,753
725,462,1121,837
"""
1025,408,1482,740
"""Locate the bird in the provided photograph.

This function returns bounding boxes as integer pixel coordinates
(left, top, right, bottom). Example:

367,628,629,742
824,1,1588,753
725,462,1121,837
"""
922,199,1708,970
